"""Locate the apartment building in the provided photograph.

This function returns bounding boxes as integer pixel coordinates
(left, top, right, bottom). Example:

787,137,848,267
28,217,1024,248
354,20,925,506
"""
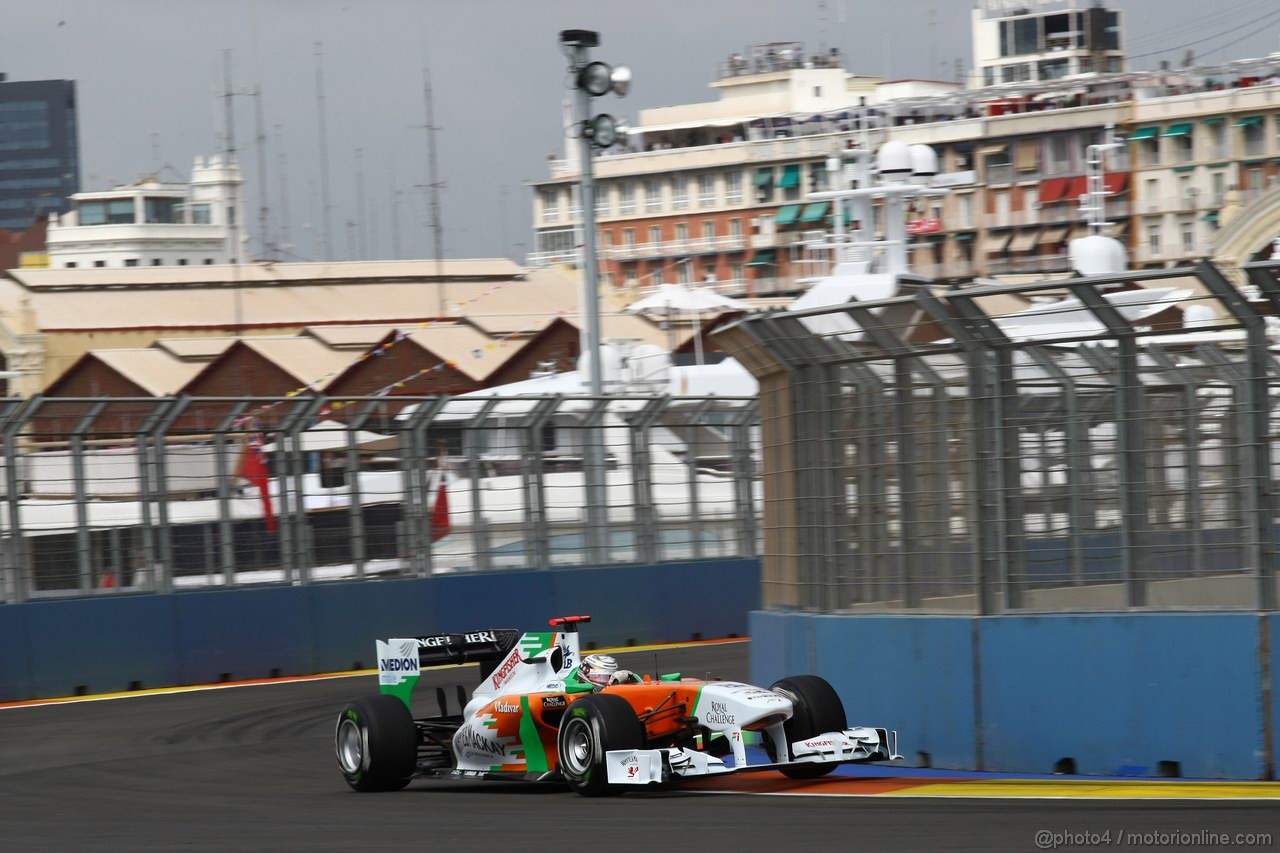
530,34,1280,292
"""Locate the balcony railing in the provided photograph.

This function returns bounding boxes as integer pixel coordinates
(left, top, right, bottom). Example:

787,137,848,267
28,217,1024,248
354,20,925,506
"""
985,255,1074,275
986,164,1014,184
605,234,748,260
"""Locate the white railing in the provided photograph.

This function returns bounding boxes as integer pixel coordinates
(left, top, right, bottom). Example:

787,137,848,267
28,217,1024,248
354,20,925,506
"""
604,234,748,260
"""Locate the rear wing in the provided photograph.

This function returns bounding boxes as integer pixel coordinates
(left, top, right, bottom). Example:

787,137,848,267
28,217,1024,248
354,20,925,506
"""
377,616,591,709
377,629,520,707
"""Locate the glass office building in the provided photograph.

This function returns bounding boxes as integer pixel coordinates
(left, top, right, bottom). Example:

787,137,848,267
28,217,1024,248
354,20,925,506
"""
0,76,80,231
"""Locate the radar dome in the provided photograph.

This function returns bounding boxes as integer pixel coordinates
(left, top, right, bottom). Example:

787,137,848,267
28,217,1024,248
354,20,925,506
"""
877,141,912,180
909,144,939,178
1068,234,1127,276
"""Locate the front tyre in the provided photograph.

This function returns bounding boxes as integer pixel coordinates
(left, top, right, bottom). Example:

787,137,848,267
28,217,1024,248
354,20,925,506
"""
557,694,646,796
335,694,417,792
769,674,846,779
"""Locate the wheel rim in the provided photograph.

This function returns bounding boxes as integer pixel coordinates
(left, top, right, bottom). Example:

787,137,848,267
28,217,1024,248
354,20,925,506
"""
336,718,364,774
561,718,593,776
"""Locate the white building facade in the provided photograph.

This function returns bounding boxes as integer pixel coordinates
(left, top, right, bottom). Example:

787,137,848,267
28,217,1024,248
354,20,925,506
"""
45,155,246,269
971,0,1124,88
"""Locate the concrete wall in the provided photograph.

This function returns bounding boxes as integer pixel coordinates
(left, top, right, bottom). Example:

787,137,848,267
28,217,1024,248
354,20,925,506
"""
0,558,758,702
751,610,1274,780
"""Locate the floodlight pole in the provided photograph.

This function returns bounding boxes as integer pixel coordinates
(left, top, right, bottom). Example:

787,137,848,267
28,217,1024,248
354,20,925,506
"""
562,30,605,396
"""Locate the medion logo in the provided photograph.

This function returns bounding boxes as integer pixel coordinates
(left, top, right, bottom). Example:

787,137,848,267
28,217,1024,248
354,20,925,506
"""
379,658,418,672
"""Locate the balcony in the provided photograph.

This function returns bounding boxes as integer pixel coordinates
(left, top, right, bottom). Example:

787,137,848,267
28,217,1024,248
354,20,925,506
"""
985,255,1074,275
604,234,748,261
525,249,580,267
986,164,1014,185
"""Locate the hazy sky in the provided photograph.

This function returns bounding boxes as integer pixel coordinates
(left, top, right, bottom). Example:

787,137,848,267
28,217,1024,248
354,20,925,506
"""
5,0,1280,261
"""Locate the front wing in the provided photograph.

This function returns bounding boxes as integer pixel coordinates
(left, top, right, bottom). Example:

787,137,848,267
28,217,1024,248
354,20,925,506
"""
605,726,902,786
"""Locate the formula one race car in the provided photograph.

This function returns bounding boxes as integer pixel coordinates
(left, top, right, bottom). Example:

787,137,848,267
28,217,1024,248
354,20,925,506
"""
334,615,901,796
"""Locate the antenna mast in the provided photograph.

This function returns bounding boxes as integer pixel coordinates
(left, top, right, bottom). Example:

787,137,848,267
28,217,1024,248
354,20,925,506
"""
424,64,446,316
355,147,367,260
222,50,243,333
314,42,334,261
253,85,271,258
389,169,403,260
276,124,292,258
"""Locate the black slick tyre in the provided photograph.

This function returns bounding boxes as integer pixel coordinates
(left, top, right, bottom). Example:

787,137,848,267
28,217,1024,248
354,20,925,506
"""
769,674,847,779
335,694,418,792
557,694,646,796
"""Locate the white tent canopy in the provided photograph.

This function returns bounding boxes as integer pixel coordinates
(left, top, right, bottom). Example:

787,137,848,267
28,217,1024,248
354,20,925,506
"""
624,283,748,317
263,419,396,453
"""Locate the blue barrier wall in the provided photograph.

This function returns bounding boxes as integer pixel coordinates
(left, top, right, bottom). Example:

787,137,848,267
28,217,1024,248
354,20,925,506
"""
1270,614,1280,779
979,614,1263,779
751,611,1273,780
751,613,979,769
0,558,758,702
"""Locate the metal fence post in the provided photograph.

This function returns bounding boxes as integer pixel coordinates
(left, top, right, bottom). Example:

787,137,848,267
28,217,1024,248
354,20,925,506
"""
629,396,668,566
917,290,1000,614
1024,347,1089,586
1146,345,1209,579
344,399,384,581
1071,284,1148,608
277,396,328,584
213,402,251,588
68,400,109,594
521,396,561,570
731,400,761,559
465,399,500,572
1,397,37,603
148,396,190,594
402,397,449,577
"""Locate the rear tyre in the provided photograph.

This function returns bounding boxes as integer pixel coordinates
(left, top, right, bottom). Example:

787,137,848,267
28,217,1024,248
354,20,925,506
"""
335,694,418,792
557,694,646,796
768,674,846,779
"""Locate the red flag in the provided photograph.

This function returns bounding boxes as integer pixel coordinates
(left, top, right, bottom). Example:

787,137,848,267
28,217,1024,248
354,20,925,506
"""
97,570,117,589
430,474,450,542
236,433,277,533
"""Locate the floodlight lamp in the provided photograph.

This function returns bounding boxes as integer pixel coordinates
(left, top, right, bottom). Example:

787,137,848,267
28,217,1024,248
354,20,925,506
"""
609,65,632,97
579,61,614,96
585,114,619,148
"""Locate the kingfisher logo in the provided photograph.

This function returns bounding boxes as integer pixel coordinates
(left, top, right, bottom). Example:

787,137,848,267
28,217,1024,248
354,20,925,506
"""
380,658,418,673
491,654,521,689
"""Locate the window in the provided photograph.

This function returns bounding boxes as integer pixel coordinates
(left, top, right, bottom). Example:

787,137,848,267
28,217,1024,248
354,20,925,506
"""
809,162,828,193
648,225,662,245
673,176,688,209
1209,122,1227,159
178,258,188,266
1242,120,1266,157
227,205,235,225
957,194,974,228
190,203,212,225
540,190,560,223
1145,178,1159,212
144,197,183,223
125,258,138,267
151,258,163,266
619,182,635,214
675,223,688,245
1211,171,1227,205
726,172,743,204
994,190,1011,223
701,220,715,246
1049,136,1071,174
730,261,744,282
94,260,105,267
595,187,611,217
77,200,106,225
1023,187,1038,212
677,260,692,284
699,174,716,206
64,261,76,268
729,218,743,238
1148,223,1161,255
623,228,636,248
1181,219,1195,254
1140,136,1159,167
645,179,662,211
1174,132,1193,163
204,258,214,265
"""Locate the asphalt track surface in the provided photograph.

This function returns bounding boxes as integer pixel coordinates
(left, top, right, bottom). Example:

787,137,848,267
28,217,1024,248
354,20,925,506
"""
2,641,1277,852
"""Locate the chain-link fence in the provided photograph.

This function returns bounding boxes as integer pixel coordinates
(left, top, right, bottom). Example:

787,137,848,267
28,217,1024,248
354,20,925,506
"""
0,393,759,602
717,260,1280,613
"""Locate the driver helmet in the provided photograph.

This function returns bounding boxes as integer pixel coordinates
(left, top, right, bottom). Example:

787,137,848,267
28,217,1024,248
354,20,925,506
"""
579,654,618,690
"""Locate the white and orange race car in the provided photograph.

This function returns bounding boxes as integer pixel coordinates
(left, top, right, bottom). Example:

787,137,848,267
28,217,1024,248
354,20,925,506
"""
334,615,901,796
